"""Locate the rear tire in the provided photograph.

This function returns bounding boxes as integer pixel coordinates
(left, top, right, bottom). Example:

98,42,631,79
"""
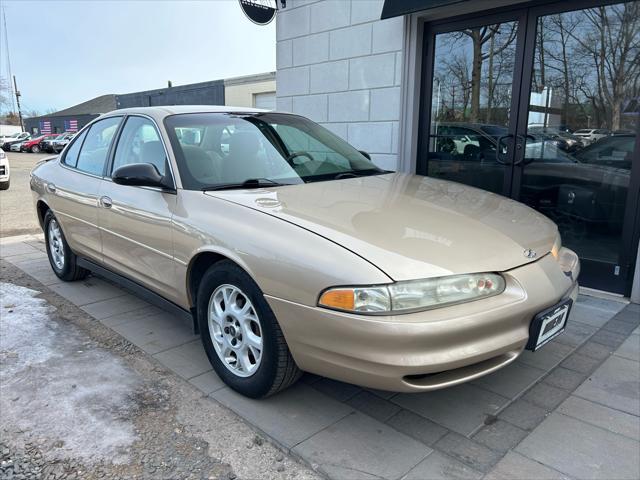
31,145,40,153
197,260,301,398
44,210,89,281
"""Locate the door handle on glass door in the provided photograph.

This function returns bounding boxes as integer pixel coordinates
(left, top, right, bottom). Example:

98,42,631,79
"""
99,196,112,208
513,134,536,165
495,135,513,165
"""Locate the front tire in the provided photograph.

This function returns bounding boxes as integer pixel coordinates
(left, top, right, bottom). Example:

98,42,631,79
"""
31,145,40,153
0,180,8,190
44,210,88,281
197,261,301,398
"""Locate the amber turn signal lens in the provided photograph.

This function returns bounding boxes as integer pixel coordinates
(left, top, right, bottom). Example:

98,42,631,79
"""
319,289,355,311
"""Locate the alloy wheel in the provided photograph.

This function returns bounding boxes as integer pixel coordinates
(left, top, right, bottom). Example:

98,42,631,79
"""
207,284,263,377
47,218,65,270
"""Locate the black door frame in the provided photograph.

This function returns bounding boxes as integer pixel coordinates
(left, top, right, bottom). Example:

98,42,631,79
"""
417,0,640,295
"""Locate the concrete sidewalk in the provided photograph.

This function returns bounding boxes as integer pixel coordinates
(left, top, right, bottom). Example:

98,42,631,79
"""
2,233,639,480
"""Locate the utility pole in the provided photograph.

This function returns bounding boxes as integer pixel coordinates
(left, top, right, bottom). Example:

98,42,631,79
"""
13,75,24,131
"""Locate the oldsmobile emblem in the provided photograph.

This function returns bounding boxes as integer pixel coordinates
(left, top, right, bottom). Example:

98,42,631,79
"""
523,249,537,259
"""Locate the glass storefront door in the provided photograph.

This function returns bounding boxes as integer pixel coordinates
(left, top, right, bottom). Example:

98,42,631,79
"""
419,1,640,294
514,2,639,293
420,13,525,196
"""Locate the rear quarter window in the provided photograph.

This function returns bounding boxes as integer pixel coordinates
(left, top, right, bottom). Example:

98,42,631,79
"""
62,129,88,168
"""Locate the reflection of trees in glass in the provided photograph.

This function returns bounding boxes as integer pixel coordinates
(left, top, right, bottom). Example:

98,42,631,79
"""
533,2,640,131
433,23,517,125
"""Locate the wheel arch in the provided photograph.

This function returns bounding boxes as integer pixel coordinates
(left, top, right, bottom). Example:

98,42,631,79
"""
186,248,258,310
36,199,51,229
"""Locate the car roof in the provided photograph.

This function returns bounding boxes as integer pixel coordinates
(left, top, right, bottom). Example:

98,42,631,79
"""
102,105,269,119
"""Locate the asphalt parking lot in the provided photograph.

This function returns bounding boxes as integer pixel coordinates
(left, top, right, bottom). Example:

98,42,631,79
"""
0,152,51,237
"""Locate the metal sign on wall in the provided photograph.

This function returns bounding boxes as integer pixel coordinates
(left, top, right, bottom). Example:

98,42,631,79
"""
239,0,278,25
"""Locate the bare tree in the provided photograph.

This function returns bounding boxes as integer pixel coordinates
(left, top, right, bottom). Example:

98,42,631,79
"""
0,76,11,111
457,23,518,122
570,3,640,130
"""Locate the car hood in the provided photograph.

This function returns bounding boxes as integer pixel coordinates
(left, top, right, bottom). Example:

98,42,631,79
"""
205,173,558,281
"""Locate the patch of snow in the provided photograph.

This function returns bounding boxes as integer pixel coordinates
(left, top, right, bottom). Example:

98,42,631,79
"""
0,282,141,463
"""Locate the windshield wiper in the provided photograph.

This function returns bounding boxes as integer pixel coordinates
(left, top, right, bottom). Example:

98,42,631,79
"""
201,178,293,191
333,169,389,180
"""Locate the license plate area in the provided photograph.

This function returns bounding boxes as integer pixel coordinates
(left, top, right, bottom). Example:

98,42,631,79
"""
526,299,572,351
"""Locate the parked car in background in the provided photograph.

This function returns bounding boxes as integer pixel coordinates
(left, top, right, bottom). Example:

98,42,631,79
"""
573,128,609,145
42,133,68,153
1,133,31,151
10,141,25,152
30,106,580,398
0,149,10,190
50,132,76,153
21,134,59,153
0,131,29,147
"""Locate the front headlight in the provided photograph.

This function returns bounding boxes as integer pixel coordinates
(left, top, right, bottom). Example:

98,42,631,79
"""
318,273,506,315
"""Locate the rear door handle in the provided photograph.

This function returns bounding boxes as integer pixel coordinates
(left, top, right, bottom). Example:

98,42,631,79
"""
99,196,112,208
46,183,56,193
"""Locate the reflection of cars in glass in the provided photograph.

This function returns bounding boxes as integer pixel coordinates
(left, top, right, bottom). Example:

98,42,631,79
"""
573,128,609,145
574,134,635,170
429,123,630,232
528,127,585,151
0,149,10,190
30,106,580,398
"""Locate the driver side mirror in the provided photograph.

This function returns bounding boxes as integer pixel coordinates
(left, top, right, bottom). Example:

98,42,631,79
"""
359,150,371,160
112,163,172,190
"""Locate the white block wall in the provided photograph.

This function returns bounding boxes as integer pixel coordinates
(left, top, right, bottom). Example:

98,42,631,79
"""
276,0,404,171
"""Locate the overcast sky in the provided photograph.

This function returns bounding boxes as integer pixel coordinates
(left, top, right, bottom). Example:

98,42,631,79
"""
0,0,276,114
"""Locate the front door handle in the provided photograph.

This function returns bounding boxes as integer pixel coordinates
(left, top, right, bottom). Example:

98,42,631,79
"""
99,196,112,208
45,183,56,194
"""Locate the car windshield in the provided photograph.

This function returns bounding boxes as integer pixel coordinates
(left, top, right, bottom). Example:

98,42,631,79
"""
164,112,385,190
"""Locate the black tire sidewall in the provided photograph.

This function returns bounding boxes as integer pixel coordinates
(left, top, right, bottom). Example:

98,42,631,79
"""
197,262,280,398
44,210,76,280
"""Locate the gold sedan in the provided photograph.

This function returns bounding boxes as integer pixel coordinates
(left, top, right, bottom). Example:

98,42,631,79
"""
30,106,579,398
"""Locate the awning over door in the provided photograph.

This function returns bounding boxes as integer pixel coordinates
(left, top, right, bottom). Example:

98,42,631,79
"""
381,0,468,19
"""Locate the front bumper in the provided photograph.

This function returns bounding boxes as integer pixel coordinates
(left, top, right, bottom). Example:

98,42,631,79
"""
266,249,580,392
